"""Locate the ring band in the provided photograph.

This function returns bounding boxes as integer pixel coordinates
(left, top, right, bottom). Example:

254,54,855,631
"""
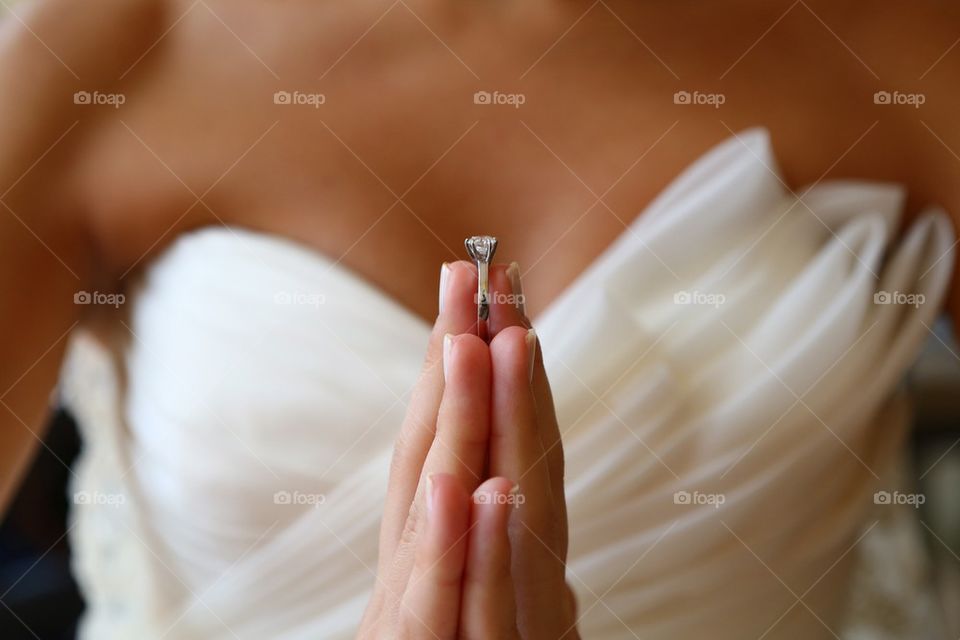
464,235,498,336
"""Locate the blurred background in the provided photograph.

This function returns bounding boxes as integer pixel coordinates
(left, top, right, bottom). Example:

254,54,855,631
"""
0,411,83,640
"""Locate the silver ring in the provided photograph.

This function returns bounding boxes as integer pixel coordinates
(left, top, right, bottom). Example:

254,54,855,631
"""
464,235,498,336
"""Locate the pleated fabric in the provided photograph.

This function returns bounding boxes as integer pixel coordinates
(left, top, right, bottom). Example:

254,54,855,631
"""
61,129,954,639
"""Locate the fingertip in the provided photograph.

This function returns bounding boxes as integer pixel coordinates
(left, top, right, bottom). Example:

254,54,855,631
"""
489,325,533,384
474,476,517,501
445,332,491,389
426,473,471,540
489,263,529,335
429,473,470,510
437,261,479,333
472,477,520,533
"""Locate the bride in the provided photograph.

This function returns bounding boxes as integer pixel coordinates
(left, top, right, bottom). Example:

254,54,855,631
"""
0,0,957,637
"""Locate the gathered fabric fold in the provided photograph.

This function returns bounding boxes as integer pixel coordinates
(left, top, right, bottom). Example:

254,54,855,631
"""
61,128,954,639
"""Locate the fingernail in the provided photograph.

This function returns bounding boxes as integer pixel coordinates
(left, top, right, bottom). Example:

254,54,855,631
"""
426,473,437,516
438,263,451,315
506,261,526,316
508,484,522,509
443,333,453,383
525,328,537,382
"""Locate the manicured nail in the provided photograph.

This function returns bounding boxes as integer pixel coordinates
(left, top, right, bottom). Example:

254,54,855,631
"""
426,473,437,516
525,328,537,382
438,263,451,315
506,261,526,316
443,333,453,383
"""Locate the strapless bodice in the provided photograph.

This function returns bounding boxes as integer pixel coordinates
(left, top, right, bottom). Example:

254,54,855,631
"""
61,129,955,639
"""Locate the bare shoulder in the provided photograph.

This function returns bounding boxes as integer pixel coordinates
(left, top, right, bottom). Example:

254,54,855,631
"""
0,0,164,174
0,0,164,88
0,0,164,162
0,0,167,253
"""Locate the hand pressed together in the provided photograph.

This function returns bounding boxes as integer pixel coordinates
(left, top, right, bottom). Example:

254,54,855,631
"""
358,261,579,639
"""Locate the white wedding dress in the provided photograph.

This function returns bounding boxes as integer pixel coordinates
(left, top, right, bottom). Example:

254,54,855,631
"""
60,129,955,639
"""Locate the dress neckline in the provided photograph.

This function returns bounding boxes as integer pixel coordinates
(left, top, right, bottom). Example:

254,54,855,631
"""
137,128,774,331
166,213,639,330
